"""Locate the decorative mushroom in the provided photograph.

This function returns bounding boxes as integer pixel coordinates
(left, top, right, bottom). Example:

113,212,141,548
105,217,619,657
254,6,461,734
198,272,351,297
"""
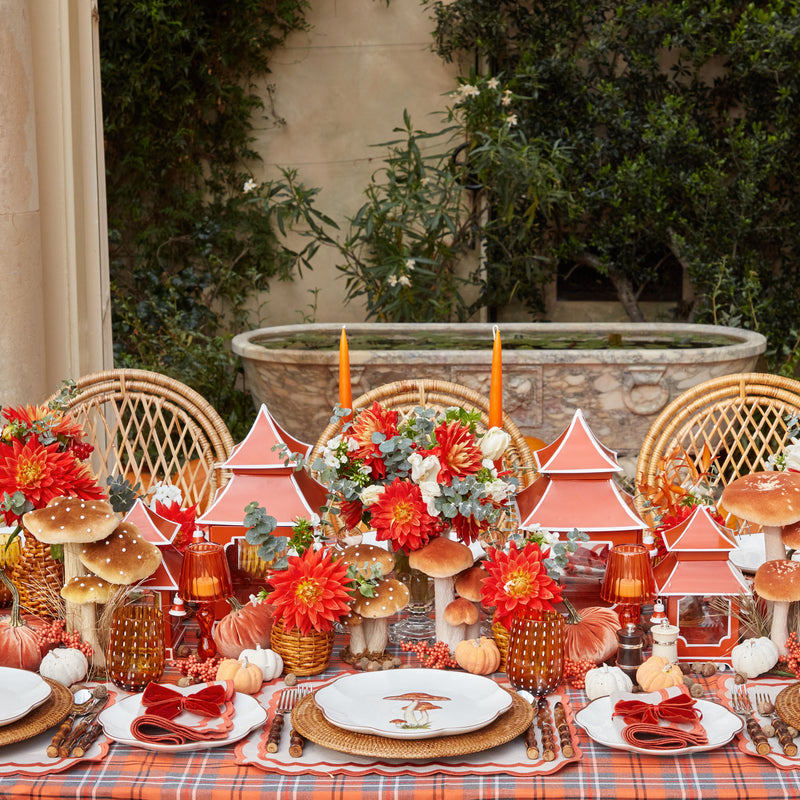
454,564,486,640
444,597,480,642
341,543,395,580
720,471,800,562
78,521,162,586
409,537,474,653
351,577,409,656
23,496,119,667
753,559,800,654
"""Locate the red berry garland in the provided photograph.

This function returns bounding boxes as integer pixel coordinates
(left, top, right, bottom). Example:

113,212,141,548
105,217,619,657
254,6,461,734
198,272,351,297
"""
400,640,459,669
562,656,595,689
778,632,800,679
169,653,222,682
33,619,94,659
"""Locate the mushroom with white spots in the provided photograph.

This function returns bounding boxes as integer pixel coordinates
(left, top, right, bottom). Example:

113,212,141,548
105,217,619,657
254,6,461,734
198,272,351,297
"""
754,559,800,654
350,577,409,656
78,521,162,585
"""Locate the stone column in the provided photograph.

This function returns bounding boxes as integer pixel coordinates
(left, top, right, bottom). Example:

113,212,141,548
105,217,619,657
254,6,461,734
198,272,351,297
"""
0,0,47,404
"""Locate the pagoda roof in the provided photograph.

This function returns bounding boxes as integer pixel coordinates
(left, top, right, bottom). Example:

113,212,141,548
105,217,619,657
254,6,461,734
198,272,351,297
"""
223,404,311,471
197,469,328,527
653,552,750,596
123,499,180,546
660,505,737,553
534,409,621,475
517,474,647,532
141,547,183,593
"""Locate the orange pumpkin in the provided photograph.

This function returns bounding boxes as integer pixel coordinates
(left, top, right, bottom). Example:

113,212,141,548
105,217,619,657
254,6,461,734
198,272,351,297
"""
563,602,620,663
215,657,263,694
454,637,501,675
212,597,274,659
636,655,684,692
0,572,41,670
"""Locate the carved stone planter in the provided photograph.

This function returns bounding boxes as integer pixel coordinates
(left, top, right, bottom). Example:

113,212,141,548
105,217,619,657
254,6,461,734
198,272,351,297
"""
232,322,766,458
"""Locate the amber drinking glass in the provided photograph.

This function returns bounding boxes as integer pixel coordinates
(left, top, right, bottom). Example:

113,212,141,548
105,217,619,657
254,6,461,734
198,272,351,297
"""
505,609,564,697
105,590,165,691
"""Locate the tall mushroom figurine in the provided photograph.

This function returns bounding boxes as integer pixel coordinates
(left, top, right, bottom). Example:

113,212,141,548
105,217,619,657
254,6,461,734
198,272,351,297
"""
753,560,800,654
24,497,120,666
351,577,409,656
720,471,800,562
409,537,474,652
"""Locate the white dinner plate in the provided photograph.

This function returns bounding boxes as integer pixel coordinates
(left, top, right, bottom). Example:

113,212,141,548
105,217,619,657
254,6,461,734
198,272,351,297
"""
0,668,52,727
574,692,742,756
314,669,512,739
98,682,267,753
729,532,800,574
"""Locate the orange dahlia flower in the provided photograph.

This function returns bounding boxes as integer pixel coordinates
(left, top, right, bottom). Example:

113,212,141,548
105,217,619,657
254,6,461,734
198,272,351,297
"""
481,540,563,629
431,420,483,482
348,402,399,479
266,547,353,635
370,477,439,552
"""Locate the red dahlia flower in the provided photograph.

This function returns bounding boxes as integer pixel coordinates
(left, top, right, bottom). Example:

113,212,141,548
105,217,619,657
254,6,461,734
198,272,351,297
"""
266,547,353,635
369,477,439,553
481,540,563,629
431,420,483,482
348,402,399,479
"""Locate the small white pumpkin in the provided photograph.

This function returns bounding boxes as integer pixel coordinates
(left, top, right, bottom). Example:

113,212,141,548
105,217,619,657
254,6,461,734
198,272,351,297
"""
39,647,88,686
584,663,633,700
730,636,780,679
238,645,283,682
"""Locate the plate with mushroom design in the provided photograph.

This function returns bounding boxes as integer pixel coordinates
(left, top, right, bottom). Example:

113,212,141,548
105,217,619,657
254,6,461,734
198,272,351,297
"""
313,669,513,739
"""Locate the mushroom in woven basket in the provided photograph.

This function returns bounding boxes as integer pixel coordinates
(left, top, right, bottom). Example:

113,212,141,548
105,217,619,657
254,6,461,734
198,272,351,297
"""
753,559,800,654
409,537,474,653
23,497,120,667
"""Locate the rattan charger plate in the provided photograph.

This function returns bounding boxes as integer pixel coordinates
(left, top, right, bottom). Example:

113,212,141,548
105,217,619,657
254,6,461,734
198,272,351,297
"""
774,682,800,729
291,686,533,759
0,678,72,747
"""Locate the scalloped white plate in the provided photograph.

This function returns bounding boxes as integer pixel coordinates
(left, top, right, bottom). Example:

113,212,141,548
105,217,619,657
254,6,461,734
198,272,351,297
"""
314,669,512,739
0,668,52,727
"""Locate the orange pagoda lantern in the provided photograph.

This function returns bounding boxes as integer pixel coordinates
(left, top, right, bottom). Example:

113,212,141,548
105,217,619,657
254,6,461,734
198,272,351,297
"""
652,505,750,661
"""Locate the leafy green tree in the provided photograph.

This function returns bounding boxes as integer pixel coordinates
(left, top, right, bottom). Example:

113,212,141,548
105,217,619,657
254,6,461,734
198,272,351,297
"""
426,0,800,370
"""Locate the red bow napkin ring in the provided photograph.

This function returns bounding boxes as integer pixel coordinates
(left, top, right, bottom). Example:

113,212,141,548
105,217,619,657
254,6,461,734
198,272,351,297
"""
612,693,701,726
141,682,233,720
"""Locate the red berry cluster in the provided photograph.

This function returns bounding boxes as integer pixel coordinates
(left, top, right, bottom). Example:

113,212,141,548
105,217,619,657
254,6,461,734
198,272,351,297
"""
170,653,221,682
70,441,94,460
778,632,800,678
562,656,595,689
400,639,459,669
34,619,93,658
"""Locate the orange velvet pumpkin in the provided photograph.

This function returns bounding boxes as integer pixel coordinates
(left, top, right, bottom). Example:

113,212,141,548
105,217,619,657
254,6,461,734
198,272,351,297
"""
563,602,620,664
0,573,42,670
454,637,501,675
212,597,274,659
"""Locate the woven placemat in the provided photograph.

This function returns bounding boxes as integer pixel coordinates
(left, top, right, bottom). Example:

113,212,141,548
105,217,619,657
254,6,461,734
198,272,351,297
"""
774,682,800,729
0,678,72,747
291,686,533,759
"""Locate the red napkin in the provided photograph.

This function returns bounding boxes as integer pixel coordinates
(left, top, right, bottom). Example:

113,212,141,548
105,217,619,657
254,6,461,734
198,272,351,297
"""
130,714,232,746
140,682,233,720
612,687,708,751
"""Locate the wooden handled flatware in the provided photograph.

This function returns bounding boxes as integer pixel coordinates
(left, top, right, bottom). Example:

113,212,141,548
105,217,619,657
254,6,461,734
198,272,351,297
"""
267,686,309,754
47,689,94,758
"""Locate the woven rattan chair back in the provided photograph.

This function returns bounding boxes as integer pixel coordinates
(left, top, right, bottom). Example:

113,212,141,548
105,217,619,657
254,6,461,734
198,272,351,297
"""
311,378,536,490
636,372,800,506
48,369,234,512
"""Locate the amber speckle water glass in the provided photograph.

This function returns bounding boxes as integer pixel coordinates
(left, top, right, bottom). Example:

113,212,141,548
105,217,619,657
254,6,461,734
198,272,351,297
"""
505,609,564,698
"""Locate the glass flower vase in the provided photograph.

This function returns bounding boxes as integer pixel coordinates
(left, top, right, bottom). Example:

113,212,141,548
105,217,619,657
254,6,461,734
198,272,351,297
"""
505,609,564,698
388,546,435,643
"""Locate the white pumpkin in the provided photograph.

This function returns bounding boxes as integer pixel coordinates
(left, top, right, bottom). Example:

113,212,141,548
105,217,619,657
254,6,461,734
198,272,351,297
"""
730,636,780,679
39,647,88,686
584,663,633,700
238,645,283,681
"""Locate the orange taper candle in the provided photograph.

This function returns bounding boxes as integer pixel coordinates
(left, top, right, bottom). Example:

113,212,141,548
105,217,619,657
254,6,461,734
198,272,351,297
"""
339,326,352,418
489,325,503,429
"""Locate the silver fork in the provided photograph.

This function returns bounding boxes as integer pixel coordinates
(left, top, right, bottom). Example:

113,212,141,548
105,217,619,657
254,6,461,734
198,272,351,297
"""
266,686,309,754
731,687,770,755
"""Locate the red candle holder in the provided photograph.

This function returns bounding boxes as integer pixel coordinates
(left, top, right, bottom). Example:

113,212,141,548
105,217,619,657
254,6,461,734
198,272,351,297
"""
179,542,233,659
600,543,656,627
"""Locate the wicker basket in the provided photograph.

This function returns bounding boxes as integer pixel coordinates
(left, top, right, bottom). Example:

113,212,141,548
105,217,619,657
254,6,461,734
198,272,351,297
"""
10,537,63,619
271,617,334,676
492,618,509,672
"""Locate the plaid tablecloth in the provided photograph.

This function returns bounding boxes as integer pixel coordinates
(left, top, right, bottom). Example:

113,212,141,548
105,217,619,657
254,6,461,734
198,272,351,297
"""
2,648,799,800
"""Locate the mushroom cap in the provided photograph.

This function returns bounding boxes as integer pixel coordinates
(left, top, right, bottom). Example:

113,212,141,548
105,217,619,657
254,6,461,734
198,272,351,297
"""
782,521,800,550
23,497,118,545
408,536,473,578
351,577,410,619
79,521,162,585
754,559,800,602
341,543,394,578
444,596,480,626
60,574,116,604
720,471,800,527
454,564,486,602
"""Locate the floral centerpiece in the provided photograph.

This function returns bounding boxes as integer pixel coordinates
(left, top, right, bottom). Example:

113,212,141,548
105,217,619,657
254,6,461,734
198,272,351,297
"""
313,402,516,552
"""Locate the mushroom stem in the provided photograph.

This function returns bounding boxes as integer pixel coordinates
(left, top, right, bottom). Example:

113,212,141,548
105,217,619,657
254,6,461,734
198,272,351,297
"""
348,623,367,658
62,542,105,668
764,525,787,563
433,576,462,652
770,600,791,656
363,618,389,655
